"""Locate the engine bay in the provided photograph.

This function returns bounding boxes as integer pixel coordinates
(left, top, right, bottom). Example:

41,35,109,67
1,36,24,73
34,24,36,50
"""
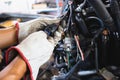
0,0,120,80
37,0,120,80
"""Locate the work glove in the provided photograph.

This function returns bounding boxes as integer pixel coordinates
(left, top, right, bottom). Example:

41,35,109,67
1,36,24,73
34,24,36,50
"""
0,16,60,49
18,17,60,42
5,24,63,80
6,31,55,80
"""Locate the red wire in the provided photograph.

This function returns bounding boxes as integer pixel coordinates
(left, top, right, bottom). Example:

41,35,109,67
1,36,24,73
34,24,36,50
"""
74,35,84,61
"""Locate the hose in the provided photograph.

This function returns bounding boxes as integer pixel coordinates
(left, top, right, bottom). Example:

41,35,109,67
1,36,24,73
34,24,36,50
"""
86,16,104,28
87,0,116,32
110,0,120,34
86,16,105,42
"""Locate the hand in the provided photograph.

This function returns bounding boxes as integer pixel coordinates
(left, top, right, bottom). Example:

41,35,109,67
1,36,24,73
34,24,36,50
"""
6,25,63,80
18,18,60,42
6,31,55,80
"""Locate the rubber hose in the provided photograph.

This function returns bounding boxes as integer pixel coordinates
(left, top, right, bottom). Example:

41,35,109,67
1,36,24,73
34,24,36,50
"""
87,0,116,32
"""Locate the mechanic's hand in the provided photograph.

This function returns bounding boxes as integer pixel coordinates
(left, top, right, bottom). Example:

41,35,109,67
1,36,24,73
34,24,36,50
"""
6,31,55,80
6,24,63,80
18,17,60,42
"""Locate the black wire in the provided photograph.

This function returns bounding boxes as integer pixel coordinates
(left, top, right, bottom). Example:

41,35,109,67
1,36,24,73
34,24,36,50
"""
65,60,81,80
64,3,73,33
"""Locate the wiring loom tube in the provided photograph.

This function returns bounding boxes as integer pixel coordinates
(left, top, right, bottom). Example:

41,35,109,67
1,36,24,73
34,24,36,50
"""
110,0,120,34
87,0,116,32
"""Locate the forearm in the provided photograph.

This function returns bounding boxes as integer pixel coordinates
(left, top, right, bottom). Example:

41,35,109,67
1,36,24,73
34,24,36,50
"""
0,25,18,49
0,55,27,80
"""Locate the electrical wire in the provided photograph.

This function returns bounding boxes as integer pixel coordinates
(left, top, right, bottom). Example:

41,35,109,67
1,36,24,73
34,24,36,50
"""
75,0,87,11
64,2,73,33
74,35,85,61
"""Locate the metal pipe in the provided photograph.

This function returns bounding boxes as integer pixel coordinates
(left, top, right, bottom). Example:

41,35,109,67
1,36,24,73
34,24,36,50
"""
78,70,97,76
